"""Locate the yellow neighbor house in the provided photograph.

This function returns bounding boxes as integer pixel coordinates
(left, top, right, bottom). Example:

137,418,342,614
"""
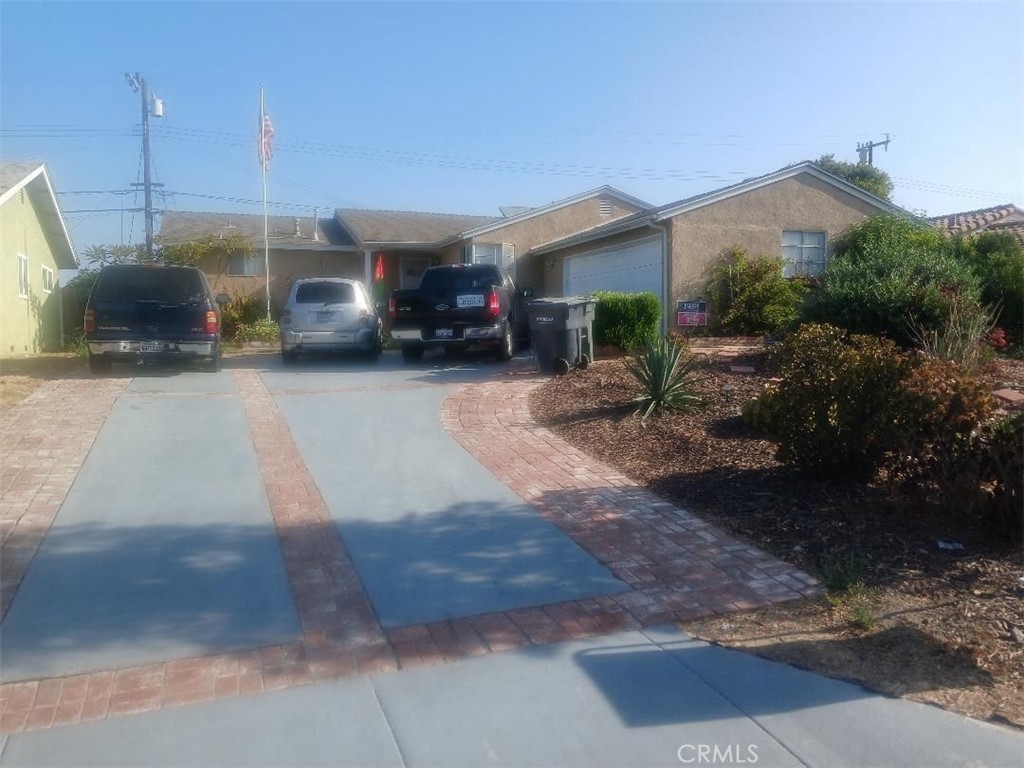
0,162,78,355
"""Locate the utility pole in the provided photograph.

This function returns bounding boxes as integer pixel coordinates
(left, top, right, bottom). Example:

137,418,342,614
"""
856,134,891,166
125,73,163,258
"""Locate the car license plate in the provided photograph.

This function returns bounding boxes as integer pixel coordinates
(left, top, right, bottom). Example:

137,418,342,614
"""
435,328,454,339
317,311,335,321
140,341,162,353
456,294,485,308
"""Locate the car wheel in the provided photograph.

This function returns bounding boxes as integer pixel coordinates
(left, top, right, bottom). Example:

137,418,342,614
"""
401,343,425,363
204,355,222,373
496,323,514,362
88,353,111,374
281,348,298,365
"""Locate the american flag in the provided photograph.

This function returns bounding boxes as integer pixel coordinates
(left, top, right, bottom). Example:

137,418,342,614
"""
258,111,275,169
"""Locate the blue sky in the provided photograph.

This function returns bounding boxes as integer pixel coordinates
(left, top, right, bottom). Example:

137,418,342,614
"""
2,1,1022,258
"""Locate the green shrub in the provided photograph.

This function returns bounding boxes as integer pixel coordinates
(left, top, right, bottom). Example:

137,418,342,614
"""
235,318,280,343
908,295,996,372
221,295,265,340
820,550,866,592
624,336,701,419
706,247,807,335
803,215,982,346
952,231,1024,345
766,324,911,480
890,355,996,501
592,291,661,351
63,330,88,357
978,413,1023,544
741,383,781,434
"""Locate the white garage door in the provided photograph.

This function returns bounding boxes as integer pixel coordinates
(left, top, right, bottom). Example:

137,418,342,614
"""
564,236,663,299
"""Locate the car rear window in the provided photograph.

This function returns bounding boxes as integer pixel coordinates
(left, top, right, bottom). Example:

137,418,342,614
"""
419,267,501,293
294,282,356,304
92,267,207,305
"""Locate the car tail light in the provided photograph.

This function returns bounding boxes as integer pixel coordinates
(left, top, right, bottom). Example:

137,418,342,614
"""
205,310,218,335
487,289,500,319
84,308,95,334
281,308,292,326
389,297,396,320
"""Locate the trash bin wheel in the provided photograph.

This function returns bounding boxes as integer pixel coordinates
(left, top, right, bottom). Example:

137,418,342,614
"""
578,354,590,371
553,357,571,376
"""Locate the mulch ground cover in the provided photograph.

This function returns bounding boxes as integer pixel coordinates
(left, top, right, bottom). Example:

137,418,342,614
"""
530,346,1024,729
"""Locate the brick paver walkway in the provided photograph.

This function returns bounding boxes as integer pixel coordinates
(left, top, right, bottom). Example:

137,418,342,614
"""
0,363,819,735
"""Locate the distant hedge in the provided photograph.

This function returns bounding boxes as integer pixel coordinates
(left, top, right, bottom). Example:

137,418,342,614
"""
592,291,661,351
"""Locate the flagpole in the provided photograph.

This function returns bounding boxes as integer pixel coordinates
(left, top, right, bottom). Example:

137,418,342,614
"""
260,86,271,320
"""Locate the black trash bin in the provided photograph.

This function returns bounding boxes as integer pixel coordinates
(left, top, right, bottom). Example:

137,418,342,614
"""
527,297,598,375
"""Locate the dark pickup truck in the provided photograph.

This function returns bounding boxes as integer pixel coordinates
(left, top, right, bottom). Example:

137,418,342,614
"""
389,264,531,362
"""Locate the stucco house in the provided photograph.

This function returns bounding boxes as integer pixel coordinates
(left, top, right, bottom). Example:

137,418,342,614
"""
929,203,1024,247
158,211,360,308
528,161,908,330
158,186,648,308
0,162,78,355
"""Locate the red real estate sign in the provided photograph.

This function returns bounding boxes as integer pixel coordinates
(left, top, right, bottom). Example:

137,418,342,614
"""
677,300,707,326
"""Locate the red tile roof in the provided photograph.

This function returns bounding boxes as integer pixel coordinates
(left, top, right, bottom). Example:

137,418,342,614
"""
929,203,1024,247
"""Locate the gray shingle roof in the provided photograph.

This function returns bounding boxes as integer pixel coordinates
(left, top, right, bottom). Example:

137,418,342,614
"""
158,211,355,247
0,161,43,197
335,208,501,245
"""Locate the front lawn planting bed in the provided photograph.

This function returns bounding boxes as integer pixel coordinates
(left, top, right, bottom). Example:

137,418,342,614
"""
529,352,1024,729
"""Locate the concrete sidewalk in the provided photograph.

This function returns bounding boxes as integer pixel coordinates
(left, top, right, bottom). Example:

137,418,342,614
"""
3,625,1020,768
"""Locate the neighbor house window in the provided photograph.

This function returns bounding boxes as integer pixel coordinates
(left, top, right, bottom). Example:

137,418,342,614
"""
227,254,263,276
17,253,29,298
782,231,826,277
41,266,54,294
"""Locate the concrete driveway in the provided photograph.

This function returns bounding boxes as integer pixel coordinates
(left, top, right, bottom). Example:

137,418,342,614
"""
1,350,1020,765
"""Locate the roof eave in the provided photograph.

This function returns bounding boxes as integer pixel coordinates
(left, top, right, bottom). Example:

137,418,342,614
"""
653,162,910,222
437,185,653,246
528,215,656,256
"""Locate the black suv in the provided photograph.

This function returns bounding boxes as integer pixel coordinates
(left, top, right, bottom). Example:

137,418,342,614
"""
84,264,229,374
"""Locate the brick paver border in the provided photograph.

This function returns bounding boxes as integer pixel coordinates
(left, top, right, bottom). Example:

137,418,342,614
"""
1,364,820,735
1,378,129,618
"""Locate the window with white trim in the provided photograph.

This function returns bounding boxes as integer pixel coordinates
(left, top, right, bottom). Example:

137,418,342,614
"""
782,230,826,277
471,243,515,277
17,253,29,298
41,266,54,294
227,254,264,276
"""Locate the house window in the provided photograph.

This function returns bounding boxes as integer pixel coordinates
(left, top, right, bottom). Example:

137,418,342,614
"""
17,253,29,298
41,266,54,294
782,231,827,277
472,243,515,276
227,254,263,276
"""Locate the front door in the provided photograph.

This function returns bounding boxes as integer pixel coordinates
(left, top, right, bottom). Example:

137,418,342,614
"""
400,256,430,290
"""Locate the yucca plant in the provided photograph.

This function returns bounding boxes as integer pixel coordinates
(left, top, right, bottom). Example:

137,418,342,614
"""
624,336,701,419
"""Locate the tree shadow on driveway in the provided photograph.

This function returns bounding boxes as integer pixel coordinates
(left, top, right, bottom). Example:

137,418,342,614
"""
0,521,301,683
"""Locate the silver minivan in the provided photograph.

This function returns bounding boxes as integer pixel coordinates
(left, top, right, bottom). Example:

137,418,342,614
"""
279,278,382,363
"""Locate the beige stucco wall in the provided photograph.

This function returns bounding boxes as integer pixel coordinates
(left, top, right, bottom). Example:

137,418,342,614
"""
666,174,881,322
1,193,63,355
534,173,886,330
468,196,642,294
198,249,363,312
